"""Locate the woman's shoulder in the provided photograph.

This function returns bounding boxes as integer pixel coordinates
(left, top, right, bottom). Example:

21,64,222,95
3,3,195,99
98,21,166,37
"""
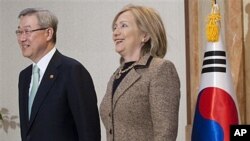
150,57,176,69
149,57,180,84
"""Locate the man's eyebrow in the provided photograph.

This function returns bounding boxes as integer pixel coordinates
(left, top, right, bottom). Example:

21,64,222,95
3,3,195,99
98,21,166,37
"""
17,25,32,29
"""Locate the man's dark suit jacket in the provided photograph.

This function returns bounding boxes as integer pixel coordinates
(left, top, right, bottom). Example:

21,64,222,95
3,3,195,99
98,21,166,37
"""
18,50,101,141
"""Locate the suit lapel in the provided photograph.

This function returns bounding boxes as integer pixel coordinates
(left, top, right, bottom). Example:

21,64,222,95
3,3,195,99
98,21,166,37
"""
105,74,115,111
112,69,140,108
21,66,32,130
28,51,62,130
112,53,152,109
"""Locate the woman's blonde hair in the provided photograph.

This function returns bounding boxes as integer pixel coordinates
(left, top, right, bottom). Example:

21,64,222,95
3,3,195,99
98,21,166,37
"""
112,4,167,58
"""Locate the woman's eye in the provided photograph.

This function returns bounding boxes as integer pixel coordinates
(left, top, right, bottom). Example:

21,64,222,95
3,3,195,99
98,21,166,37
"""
121,24,128,28
113,25,117,31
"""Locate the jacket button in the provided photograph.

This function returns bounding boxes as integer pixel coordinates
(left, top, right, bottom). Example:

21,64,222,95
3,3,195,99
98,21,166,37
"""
109,129,113,134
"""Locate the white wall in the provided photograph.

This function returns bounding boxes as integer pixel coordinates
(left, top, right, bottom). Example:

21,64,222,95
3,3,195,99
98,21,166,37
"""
0,0,186,140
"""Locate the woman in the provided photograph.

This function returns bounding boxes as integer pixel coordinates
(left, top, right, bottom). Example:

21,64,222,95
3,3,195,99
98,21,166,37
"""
100,4,180,141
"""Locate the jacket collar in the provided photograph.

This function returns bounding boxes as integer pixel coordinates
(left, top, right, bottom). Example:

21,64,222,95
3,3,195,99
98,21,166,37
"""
112,53,153,108
134,53,152,68
117,53,152,72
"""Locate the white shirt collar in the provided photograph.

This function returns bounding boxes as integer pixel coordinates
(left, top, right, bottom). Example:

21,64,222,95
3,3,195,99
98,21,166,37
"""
33,47,56,82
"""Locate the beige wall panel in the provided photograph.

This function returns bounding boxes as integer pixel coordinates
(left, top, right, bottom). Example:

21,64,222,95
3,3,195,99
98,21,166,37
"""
224,0,245,123
244,0,250,123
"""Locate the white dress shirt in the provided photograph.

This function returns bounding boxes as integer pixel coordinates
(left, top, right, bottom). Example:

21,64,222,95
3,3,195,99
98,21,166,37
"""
29,47,56,96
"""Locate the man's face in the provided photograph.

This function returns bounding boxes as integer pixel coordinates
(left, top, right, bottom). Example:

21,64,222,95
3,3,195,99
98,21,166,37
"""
17,14,48,63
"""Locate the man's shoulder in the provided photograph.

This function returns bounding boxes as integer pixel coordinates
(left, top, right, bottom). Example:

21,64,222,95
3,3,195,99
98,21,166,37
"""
57,53,89,72
52,50,81,66
60,54,83,66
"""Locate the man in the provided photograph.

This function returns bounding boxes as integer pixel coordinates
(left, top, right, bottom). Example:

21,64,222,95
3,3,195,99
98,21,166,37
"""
16,8,100,141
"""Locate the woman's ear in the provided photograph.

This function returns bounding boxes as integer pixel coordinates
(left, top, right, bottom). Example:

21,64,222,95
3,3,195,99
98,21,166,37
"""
46,27,54,41
142,33,150,43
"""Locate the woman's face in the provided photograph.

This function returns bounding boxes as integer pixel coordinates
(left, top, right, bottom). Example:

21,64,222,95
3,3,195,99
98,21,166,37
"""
112,11,145,59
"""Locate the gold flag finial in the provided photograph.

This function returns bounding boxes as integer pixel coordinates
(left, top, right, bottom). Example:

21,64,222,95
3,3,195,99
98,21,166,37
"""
206,0,221,42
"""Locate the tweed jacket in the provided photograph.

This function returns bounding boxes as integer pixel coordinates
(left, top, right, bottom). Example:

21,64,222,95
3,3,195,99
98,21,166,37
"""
100,53,180,141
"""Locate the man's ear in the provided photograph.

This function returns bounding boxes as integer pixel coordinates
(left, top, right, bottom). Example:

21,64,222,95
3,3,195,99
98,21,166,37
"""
46,27,54,41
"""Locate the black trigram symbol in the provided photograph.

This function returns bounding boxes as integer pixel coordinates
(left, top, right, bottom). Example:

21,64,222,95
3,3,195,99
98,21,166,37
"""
202,51,226,73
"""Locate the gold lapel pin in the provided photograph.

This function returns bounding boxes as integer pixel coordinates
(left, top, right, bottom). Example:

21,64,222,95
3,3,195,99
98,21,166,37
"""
49,75,54,79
